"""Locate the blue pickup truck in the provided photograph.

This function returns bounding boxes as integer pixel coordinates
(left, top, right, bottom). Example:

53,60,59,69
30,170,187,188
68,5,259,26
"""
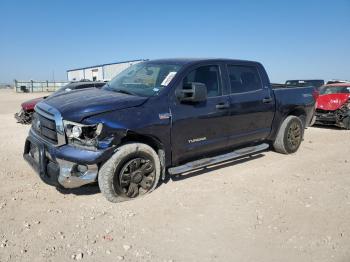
24,59,316,202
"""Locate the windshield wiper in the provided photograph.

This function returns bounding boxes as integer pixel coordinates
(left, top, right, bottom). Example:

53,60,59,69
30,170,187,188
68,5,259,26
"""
113,89,136,96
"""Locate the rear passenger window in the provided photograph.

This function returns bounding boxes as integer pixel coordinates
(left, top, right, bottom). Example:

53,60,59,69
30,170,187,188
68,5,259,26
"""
183,65,221,97
227,65,262,93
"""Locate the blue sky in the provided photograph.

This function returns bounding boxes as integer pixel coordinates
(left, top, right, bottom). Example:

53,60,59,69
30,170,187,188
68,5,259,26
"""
1,0,349,83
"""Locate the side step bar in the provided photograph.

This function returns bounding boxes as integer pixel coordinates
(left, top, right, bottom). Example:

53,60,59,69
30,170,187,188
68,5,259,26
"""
168,143,269,175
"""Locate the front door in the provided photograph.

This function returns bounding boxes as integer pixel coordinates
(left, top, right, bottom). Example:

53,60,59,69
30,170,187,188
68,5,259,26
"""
170,64,231,165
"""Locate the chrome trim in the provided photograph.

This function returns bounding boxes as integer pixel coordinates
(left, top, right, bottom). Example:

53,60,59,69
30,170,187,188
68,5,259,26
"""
56,159,98,188
34,102,66,146
159,112,172,120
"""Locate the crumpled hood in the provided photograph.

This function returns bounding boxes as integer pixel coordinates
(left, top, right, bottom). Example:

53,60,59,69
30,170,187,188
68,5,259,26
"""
22,97,45,111
317,93,350,111
42,88,148,122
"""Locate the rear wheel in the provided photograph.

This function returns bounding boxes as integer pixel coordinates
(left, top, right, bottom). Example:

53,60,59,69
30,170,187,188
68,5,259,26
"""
273,116,303,154
98,143,161,203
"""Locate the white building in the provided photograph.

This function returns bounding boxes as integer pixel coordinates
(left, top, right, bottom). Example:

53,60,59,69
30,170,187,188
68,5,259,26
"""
67,59,145,82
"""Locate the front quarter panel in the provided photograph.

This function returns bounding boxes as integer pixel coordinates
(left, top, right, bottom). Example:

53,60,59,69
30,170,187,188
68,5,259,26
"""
83,97,172,164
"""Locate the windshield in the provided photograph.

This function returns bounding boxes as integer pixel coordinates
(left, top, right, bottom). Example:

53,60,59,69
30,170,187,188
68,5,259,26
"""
319,86,350,95
285,80,324,88
103,62,182,97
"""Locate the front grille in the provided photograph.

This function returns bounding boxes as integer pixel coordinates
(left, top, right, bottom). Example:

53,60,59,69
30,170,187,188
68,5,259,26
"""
32,112,58,144
316,109,336,117
31,103,66,146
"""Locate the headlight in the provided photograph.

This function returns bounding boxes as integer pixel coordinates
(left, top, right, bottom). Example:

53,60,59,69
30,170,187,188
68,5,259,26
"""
341,100,350,110
63,120,103,143
71,126,82,138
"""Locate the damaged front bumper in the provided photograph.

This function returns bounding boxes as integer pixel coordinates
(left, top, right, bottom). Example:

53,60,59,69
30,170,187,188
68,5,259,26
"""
23,129,114,188
315,109,337,125
56,159,98,188
15,109,33,124
315,107,350,128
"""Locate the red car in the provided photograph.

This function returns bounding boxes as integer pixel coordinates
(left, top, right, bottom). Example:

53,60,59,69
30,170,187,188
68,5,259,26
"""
15,81,106,124
314,83,350,129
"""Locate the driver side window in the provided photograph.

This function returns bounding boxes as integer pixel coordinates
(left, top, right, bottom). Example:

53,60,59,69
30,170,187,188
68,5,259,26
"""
183,65,221,97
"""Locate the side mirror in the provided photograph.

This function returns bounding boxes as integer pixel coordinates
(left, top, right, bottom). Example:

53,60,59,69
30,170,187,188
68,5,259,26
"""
176,82,207,103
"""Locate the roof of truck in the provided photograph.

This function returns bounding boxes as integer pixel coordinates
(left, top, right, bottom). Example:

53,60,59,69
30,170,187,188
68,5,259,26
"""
147,58,259,65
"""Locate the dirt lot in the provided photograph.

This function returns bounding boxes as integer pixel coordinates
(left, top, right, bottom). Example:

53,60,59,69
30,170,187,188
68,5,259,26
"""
0,89,349,262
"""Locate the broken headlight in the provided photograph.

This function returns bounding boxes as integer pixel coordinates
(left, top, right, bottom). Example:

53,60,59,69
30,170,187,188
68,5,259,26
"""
345,101,350,110
341,100,350,111
63,120,103,147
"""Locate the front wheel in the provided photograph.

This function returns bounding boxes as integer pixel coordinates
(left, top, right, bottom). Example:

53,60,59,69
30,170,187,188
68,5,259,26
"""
273,116,304,154
98,143,161,203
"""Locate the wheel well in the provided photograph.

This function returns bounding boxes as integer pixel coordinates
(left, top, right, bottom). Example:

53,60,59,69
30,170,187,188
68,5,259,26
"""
287,109,306,127
97,133,165,178
120,132,164,153
272,109,307,143
120,132,167,180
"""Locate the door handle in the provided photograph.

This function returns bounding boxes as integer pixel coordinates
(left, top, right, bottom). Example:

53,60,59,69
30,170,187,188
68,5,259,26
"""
262,97,273,103
216,102,230,109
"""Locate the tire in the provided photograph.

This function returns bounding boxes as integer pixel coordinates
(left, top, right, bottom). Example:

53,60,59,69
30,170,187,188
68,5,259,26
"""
273,116,303,154
309,114,316,127
98,143,161,203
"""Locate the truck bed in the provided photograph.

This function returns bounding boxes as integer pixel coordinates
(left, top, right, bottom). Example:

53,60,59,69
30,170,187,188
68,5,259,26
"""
272,86,316,130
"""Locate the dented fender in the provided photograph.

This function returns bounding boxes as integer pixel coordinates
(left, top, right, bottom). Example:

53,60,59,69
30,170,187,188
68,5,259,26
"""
97,128,128,149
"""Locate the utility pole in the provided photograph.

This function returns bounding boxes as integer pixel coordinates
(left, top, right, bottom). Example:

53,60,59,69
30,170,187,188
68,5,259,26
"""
52,70,55,90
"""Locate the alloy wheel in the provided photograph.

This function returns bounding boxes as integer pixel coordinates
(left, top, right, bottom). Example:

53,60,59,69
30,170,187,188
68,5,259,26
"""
287,122,301,150
116,157,156,198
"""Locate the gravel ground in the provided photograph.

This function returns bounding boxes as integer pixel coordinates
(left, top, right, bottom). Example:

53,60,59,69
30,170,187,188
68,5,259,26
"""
0,89,349,262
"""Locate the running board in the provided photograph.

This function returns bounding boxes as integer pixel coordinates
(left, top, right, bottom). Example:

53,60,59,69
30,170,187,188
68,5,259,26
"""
168,143,269,175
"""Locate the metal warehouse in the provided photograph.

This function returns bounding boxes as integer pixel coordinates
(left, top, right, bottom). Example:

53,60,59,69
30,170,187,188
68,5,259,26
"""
67,59,145,82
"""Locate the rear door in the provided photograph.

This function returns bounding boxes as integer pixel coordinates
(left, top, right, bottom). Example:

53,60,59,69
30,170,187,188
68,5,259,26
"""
224,63,275,146
170,63,231,164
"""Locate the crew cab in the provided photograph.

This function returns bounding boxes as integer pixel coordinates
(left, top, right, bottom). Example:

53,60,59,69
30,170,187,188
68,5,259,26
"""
23,59,316,202
315,83,350,129
15,81,106,124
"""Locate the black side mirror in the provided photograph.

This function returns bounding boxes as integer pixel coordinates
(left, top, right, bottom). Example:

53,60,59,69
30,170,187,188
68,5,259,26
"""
177,82,207,103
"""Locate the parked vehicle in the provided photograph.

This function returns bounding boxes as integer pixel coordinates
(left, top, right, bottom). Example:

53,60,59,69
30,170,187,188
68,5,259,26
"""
314,83,350,129
326,79,350,85
271,83,286,88
15,81,106,124
285,79,325,90
23,59,316,202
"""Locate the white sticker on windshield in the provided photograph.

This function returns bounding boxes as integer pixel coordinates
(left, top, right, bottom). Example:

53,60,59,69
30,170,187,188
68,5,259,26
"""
161,72,177,86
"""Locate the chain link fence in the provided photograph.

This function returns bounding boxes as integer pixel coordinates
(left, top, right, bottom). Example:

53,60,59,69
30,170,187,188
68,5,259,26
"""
14,80,68,93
